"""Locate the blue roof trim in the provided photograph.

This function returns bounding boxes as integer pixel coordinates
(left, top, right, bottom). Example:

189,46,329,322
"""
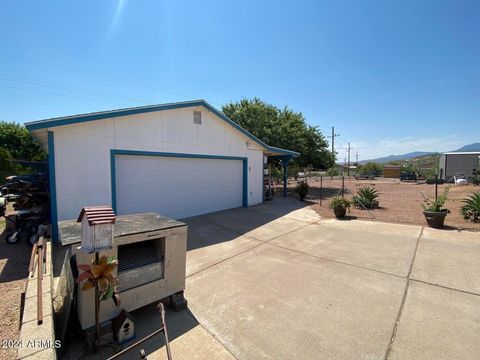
25,99,300,157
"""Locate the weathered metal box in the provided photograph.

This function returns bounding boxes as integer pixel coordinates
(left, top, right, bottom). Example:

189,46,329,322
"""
58,213,187,330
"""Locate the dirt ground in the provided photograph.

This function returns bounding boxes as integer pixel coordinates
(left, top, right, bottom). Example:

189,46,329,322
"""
285,177,480,231
0,207,30,360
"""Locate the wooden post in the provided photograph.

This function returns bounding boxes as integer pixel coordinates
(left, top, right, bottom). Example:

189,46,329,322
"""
37,244,43,325
319,176,323,206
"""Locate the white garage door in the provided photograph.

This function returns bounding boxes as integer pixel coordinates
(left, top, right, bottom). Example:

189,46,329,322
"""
115,155,244,219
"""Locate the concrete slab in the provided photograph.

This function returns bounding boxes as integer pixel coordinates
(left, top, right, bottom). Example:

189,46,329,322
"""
253,198,322,223
186,243,406,360
62,305,235,360
388,281,480,360
202,207,309,242
184,217,262,277
132,305,236,360
271,219,421,276
411,227,480,294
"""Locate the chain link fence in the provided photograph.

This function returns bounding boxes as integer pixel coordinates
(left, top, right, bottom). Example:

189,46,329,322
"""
301,176,480,231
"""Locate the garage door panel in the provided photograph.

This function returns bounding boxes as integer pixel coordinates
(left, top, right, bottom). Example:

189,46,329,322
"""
115,155,243,219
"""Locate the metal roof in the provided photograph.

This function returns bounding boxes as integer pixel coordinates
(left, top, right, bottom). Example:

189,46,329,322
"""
25,99,300,158
77,206,116,225
443,151,480,155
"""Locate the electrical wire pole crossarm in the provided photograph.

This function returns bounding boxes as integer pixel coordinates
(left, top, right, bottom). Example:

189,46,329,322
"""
327,126,340,155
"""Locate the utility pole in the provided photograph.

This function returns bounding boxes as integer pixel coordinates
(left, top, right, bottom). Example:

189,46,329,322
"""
327,127,340,155
355,152,359,165
346,142,353,176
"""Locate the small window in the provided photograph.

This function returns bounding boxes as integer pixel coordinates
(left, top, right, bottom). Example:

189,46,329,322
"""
193,111,202,125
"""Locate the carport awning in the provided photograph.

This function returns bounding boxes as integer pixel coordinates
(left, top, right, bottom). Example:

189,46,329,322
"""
264,146,300,158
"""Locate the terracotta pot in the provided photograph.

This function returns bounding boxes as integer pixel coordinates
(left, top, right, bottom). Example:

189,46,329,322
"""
333,206,347,218
423,210,448,228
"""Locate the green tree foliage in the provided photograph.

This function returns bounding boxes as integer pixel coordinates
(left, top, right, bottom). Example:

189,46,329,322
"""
0,147,15,171
222,98,335,169
357,162,383,176
0,121,46,161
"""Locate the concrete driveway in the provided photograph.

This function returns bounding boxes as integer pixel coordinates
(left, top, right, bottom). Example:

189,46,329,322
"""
136,198,480,360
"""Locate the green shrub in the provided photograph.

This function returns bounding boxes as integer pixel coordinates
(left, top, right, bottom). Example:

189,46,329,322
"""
422,187,450,212
353,186,380,209
326,167,339,177
329,197,352,210
461,192,480,222
294,180,309,201
270,166,283,180
288,164,301,179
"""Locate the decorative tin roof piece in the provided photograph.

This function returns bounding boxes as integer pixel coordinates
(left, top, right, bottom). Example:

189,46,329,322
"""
77,206,116,225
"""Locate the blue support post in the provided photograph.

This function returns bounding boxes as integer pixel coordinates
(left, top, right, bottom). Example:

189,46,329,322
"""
281,158,290,198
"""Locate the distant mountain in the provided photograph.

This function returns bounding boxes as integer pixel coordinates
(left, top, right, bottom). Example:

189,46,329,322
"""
451,143,480,152
359,151,432,164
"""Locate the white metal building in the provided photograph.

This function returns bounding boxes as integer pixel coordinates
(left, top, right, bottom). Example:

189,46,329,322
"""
439,151,480,180
26,100,299,241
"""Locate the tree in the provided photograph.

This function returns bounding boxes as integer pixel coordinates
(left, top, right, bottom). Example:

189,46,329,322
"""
222,98,334,169
357,162,384,176
0,147,15,172
0,121,46,161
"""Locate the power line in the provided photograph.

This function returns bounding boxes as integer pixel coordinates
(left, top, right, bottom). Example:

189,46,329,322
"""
0,52,216,105
0,73,154,105
0,84,130,107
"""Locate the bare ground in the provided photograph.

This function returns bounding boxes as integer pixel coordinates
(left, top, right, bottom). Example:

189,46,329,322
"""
286,177,480,231
0,207,30,360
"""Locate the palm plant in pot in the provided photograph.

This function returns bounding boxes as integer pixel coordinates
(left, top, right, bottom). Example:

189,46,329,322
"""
329,196,352,218
422,187,450,228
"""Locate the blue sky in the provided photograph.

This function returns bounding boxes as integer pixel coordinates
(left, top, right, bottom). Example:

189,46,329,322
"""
0,0,479,160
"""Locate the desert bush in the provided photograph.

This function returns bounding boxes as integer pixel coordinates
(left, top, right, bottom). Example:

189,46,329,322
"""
294,180,309,201
461,192,480,222
326,167,340,177
353,186,380,209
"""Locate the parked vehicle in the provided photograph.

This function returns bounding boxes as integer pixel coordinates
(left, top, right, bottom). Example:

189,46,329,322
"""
400,173,417,182
355,174,375,180
426,178,445,185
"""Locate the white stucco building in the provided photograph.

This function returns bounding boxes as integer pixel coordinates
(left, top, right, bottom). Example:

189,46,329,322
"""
26,100,299,241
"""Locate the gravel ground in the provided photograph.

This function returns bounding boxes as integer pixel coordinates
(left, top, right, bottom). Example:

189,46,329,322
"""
0,208,31,360
288,177,480,231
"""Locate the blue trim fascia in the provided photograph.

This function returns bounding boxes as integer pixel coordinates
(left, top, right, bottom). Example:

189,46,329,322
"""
110,149,249,212
243,159,248,207
25,100,205,131
25,100,300,158
47,131,59,242
110,150,117,213
267,146,300,157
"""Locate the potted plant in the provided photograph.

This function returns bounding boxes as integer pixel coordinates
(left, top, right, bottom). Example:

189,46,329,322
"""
422,187,450,228
294,180,309,201
329,196,352,218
